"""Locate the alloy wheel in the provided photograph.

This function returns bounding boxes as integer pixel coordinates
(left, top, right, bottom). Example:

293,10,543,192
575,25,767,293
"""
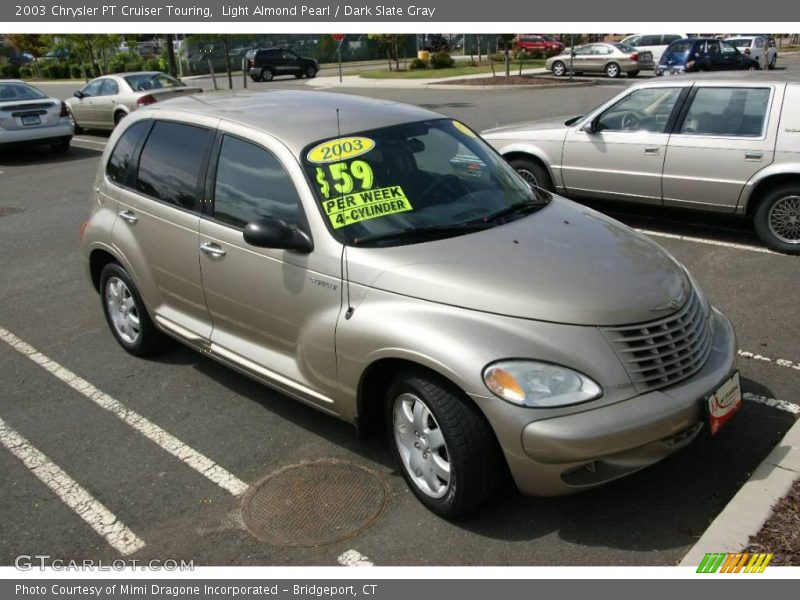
105,276,141,344
767,195,800,245
393,393,451,499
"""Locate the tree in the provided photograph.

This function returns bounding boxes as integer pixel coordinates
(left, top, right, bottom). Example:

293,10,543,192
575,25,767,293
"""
5,34,46,76
43,34,121,77
368,34,407,71
498,34,516,78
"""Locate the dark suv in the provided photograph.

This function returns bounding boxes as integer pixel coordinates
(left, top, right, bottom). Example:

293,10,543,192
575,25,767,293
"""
246,48,319,82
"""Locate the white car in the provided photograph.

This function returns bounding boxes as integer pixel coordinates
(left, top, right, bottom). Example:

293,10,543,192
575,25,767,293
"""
0,80,73,152
620,34,688,63
726,36,777,70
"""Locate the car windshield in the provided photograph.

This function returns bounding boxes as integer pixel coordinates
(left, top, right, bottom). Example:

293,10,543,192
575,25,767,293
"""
0,82,46,101
302,119,549,247
728,39,752,48
123,73,185,92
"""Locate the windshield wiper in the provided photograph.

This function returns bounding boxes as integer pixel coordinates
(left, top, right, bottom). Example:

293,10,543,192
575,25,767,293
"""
472,200,547,225
351,222,489,246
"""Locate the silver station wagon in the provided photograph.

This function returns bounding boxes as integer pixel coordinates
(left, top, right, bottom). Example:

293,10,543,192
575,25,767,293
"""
483,80,800,253
80,91,739,516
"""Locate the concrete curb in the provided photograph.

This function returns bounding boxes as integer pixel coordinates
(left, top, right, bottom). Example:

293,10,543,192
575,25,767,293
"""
679,415,800,566
306,68,551,89
429,80,596,90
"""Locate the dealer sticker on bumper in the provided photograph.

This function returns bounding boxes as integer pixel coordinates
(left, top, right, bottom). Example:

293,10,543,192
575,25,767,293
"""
707,372,742,435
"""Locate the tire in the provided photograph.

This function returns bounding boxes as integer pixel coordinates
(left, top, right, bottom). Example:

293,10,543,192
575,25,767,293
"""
113,111,126,127
69,111,84,134
51,138,70,153
99,263,166,356
384,369,504,518
304,65,318,78
768,55,777,70
249,75,259,82
605,62,621,78
294,73,303,79
753,184,800,254
628,70,640,77
508,156,554,192
260,68,274,82
551,61,566,77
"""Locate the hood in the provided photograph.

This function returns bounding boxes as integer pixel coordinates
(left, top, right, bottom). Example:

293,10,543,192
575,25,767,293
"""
482,118,573,137
346,197,688,326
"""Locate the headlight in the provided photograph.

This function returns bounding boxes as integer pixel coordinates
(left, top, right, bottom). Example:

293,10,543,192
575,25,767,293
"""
483,361,602,408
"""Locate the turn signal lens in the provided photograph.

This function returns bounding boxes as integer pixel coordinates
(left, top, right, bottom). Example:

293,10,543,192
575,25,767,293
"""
483,361,602,408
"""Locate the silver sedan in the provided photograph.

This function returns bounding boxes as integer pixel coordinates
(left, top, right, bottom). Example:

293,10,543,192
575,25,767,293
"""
65,72,203,132
546,42,654,78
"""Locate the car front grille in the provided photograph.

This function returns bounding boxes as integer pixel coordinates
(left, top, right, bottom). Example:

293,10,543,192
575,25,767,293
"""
602,288,713,393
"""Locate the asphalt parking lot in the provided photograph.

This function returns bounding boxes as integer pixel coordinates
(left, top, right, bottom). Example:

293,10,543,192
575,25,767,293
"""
1,63,799,566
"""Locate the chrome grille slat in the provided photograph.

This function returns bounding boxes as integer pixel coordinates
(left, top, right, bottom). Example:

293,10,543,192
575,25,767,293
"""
602,288,713,393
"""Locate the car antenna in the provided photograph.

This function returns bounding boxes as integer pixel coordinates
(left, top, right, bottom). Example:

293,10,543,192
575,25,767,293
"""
336,108,355,321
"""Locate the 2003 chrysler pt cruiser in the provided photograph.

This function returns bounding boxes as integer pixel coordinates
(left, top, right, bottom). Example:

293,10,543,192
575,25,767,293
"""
80,91,739,517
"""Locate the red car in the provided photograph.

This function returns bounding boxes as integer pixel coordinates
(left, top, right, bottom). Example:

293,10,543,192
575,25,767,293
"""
515,34,564,54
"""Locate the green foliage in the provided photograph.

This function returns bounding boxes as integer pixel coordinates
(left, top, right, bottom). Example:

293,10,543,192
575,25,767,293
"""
0,64,21,78
19,66,33,79
409,58,428,70
489,52,506,62
430,51,455,69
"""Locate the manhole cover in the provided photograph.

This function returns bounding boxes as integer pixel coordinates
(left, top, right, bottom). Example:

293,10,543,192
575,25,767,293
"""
242,460,387,547
0,206,24,218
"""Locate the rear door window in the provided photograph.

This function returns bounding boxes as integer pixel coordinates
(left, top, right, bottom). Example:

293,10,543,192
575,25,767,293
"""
679,87,771,137
641,35,661,46
135,121,211,210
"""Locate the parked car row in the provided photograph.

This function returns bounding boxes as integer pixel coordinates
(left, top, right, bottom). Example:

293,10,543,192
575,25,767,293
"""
548,36,769,78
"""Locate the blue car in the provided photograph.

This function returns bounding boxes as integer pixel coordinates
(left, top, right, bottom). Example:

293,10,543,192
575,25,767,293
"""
657,37,760,75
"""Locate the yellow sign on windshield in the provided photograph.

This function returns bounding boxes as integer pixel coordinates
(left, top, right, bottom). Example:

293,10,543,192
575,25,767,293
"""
307,136,376,164
322,185,413,229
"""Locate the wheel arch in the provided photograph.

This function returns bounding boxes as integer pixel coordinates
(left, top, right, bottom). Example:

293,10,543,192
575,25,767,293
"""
743,171,800,217
502,149,558,189
89,247,121,293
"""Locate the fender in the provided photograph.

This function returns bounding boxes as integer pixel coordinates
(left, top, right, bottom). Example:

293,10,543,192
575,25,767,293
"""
738,161,800,214
493,141,565,191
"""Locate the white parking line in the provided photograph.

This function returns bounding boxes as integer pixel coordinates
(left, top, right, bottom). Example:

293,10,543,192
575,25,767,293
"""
337,549,374,566
636,228,775,254
743,392,800,415
0,326,248,497
738,349,800,373
0,416,146,556
72,137,107,146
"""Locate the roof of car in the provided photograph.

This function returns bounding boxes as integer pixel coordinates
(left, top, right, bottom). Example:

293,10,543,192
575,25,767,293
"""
144,90,443,155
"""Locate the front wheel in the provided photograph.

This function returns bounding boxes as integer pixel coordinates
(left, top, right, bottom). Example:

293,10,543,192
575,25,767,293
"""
304,65,318,78
509,156,554,191
100,263,166,356
628,70,640,77
385,370,504,518
754,185,800,254
605,62,621,78
551,61,566,77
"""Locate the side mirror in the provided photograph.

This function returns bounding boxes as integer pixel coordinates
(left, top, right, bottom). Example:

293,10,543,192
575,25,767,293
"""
581,120,596,134
73,91,84,99
243,217,313,253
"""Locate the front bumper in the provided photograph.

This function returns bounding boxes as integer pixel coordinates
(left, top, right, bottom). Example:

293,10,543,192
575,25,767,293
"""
492,307,736,496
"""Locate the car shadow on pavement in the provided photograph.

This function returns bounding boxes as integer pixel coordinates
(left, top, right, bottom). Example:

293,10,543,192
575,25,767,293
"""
0,144,102,166
156,341,795,554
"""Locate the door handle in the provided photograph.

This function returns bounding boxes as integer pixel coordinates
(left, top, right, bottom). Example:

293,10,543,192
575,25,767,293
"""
199,242,226,257
118,210,137,224
644,147,660,155
745,152,763,161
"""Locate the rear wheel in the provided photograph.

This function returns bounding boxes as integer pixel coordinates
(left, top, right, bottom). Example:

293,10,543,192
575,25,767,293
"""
768,54,777,70
605,62,621,78
385,370,503,518
113,111,126,126
754,184,800,254
551,61,566,76
260,68,274,82
509,156,554,192
100,263,166,356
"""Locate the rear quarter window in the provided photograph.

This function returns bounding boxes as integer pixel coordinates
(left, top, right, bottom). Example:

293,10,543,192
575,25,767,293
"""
106,120,150,186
